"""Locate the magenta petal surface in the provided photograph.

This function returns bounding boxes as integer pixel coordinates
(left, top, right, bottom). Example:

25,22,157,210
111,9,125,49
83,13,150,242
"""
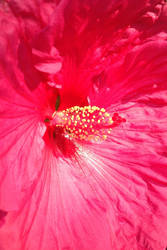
1,1,167,250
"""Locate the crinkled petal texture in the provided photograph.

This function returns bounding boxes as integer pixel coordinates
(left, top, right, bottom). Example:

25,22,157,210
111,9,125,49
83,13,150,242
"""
1,0,167,250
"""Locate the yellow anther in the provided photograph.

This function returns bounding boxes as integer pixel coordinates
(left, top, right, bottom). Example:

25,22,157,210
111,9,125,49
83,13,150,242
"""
109,118,113,124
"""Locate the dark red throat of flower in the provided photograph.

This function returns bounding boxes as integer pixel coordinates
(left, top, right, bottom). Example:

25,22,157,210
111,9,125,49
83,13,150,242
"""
45,106,125,142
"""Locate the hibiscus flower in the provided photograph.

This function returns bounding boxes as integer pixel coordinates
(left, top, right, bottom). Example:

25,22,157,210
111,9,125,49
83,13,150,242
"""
0,0,167,249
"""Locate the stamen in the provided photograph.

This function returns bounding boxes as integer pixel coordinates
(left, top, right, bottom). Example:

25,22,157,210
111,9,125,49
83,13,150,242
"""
52,105,115,142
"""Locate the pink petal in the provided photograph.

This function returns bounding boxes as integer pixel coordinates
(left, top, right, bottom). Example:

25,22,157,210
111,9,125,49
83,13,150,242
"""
0,1,167,250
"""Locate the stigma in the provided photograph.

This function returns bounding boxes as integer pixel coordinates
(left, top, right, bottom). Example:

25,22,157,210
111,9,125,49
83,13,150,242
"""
51,105,114,142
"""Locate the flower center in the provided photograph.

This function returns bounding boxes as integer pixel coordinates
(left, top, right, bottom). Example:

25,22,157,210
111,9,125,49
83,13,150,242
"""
51,105,115,142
